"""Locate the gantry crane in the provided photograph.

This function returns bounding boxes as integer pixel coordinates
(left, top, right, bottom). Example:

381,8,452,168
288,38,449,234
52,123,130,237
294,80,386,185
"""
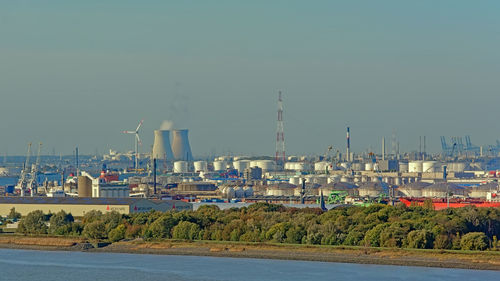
28,142,42,196
16,143,32,196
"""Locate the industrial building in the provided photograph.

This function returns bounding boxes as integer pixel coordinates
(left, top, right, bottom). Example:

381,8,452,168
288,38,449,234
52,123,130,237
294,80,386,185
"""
0,197,191,217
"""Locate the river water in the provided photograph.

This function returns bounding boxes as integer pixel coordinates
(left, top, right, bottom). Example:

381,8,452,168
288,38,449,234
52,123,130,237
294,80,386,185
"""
0,249,497,281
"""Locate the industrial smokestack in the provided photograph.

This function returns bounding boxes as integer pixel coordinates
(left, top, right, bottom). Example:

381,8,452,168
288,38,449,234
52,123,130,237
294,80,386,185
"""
346,127,350,162
152,130,174,160
171,129,193,161
382,137,385,161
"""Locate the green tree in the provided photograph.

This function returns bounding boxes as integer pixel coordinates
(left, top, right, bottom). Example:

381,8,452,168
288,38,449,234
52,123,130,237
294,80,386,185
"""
48,211,74,235
17,210,47,234
7,207,21,220
82,210,103,224
143,214,177,240
406,229,434,249
82,221,107,240
108,224,126,242
363,224,387,247
434,234,452,249
460,232,489,251
172,221,200,240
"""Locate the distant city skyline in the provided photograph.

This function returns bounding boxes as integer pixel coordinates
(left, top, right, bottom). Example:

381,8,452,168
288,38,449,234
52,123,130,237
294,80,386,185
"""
1,1,499,156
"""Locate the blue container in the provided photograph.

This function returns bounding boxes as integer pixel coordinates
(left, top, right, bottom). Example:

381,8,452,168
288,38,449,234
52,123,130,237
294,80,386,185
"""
6,185,14,194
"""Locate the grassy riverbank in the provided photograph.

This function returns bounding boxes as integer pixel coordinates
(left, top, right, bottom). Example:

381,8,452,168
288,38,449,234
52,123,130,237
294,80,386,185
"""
1,235,499,271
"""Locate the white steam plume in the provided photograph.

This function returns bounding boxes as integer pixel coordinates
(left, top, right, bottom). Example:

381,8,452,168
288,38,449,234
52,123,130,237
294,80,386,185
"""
160,120,175,130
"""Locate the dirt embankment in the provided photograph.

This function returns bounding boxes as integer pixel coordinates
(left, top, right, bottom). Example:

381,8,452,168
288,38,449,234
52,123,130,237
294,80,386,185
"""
1,236,499,271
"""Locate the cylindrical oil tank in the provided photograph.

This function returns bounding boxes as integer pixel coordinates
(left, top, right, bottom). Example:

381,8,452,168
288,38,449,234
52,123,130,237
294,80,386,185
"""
77,176,92,197
449,162,466,172
233,160,250,172
243,186,254,197
365,162,374,171
340,162,350,170
327,175,340,184
226,187,235,198
213,161,226,171
294,162,308,171
310,175,327,185
409,161,423,173
422,161,437,173
289,176,300,185
399,162,409,173
174,161,189,173
193,161,208,172
352,163,364,171
284,162,294,170
235,186,245,198
255,160,276,171
314,161,329,172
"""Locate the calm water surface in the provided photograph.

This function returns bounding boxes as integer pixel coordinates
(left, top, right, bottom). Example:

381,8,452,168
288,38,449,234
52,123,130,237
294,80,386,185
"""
0,249,497,281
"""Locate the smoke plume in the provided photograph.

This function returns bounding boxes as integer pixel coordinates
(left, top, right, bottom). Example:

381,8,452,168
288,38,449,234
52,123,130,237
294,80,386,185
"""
160,120,175,130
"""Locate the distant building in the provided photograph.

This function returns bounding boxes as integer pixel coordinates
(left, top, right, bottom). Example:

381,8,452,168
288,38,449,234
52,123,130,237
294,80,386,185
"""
244,167,262,180
0,197,191,217
92,178,130,198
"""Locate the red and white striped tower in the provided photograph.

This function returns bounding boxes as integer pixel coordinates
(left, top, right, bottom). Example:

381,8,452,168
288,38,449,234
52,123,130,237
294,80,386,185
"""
275,91,285,167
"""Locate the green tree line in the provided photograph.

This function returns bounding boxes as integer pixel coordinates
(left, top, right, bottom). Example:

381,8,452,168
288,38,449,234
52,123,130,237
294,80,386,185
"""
13,203,500,251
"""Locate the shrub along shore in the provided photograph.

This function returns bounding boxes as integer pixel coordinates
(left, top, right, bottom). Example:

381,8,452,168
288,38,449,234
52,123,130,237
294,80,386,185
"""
2,203,500,269
5,203,500,251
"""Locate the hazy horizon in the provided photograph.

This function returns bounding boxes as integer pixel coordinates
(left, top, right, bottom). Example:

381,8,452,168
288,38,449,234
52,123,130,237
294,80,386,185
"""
1,1,499,156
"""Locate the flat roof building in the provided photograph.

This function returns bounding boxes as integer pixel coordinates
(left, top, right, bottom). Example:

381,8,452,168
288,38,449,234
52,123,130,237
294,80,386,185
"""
0,197,192,217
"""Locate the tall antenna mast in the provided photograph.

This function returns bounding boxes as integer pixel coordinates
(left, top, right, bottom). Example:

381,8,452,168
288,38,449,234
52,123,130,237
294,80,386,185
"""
275,91,285,167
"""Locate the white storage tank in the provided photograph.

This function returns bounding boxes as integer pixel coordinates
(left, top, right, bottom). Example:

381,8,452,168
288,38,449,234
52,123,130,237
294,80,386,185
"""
289,176,300,185
399,162,409,173
294,162,310,171
340,162,350,170
327,175,341,184
173,161,188,173
340,176,351,182
213,161,226,171
352,163,364,171
193,161,208,172
449,162,466,172
314,161,329,172
365,162,374,171
422,161,437,173
233,160,250,172
409,161,423,173
253,160,276,171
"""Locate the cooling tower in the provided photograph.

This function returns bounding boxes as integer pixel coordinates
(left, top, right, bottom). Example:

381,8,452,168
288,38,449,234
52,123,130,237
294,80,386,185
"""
171,129,193,161
152,130,175,160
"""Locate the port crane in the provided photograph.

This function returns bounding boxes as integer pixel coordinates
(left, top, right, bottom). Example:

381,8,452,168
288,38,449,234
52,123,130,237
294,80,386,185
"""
27,142,42,196
16,143,32,196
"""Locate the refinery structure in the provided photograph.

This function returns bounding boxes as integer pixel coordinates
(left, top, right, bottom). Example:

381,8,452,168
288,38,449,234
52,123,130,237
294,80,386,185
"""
1,92,500,215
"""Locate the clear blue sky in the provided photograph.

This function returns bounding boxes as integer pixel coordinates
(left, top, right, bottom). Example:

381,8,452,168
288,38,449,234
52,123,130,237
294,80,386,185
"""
1,1,499,156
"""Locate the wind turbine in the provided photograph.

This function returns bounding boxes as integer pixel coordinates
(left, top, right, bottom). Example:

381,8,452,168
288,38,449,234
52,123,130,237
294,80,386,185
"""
123,119,144,170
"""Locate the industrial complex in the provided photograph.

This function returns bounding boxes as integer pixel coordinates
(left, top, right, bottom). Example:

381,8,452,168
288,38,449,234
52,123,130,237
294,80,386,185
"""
0,92,499,214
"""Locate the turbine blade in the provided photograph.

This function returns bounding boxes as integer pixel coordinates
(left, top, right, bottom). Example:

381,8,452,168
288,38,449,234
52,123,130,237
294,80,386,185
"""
136,119,144,132
136,134,142,146
123,131,135,134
